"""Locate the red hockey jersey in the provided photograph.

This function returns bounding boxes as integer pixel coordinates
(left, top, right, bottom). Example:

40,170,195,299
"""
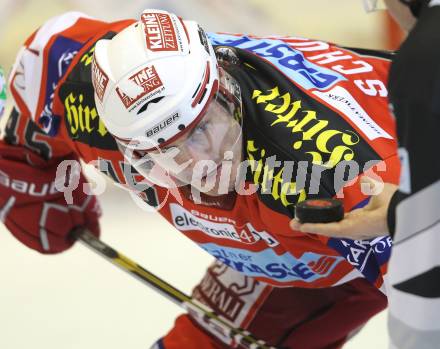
6,12,400,290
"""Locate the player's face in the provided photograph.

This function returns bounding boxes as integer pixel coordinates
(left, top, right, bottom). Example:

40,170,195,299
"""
125,67,244,195
147,101,243,195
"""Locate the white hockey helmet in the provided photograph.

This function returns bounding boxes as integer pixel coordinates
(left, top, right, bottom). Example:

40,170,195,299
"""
92,9,220,151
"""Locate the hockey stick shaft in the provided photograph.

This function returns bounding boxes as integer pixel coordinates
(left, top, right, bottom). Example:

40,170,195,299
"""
74,228,278,349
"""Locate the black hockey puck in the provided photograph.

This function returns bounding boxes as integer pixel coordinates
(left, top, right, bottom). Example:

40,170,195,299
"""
295,199,344,224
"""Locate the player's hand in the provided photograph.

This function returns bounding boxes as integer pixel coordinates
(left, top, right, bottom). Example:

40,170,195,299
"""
289,177,398,240
0,144,101,254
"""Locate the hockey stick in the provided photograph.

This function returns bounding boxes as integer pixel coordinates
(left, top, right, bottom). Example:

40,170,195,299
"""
73,228,279,349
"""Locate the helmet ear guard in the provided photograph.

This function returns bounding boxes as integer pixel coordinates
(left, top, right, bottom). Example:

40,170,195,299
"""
92,9,219,151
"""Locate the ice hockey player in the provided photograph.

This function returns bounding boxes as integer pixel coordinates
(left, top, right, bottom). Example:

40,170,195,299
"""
1,9,400,349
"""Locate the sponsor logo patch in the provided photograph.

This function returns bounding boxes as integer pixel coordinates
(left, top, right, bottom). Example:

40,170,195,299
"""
247,86,368,207
195,271,245,322
201,243,343,283
208,33,345,91
327,236,392,283
142,12,179,52
171,204,278,246
252,87,361,168
59,90,117,150
116,65,164,109
64,92,106,137
192,261,268,327
171,204,261,244
313,86,392,140
246,139,307,208
91,58,109,103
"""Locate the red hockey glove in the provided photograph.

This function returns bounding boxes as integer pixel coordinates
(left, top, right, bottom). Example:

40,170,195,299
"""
0,144,101,254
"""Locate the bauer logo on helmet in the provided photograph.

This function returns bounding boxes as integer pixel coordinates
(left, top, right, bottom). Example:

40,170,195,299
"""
145,112,180,137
